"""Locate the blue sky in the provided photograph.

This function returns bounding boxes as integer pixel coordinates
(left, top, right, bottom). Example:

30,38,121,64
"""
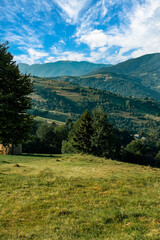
0,0,160,65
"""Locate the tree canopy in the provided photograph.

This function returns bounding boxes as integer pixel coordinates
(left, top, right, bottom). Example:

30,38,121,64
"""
91,108,116,157
0,42,33,146
73,110,93,153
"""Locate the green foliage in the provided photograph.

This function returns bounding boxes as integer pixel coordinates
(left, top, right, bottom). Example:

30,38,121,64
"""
125,139,144,156
63,109,118,158
91,108,116,158
54,125,68,152
73,110,93,153
36,122,56,153
155,151,160,161
61,140,77,154
0,42,33,146
23,119,74,154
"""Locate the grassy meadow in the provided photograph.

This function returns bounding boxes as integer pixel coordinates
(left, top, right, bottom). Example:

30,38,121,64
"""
0,154,160,239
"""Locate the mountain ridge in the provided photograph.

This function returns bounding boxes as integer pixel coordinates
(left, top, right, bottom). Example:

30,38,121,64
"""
19,61,111,77
90,53,160,75
19,53,160,100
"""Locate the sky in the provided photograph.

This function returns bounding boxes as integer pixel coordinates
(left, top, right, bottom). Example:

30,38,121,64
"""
0,0,160,65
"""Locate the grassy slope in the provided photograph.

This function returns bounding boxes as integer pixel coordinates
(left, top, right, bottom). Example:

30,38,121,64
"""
0,154,160,239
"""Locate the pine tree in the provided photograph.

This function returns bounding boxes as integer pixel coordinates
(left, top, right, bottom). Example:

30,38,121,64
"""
73,110,93,153
91,108,116,157
0,42,33,146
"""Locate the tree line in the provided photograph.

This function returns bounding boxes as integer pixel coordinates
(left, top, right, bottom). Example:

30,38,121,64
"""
23,108,160,167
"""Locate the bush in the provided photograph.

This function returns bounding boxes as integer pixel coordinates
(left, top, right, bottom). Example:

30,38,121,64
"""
61,140,77,154
154,151,160,167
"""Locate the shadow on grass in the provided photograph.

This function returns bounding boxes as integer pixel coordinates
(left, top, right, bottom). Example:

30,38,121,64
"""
22,153,62,158
0,160,10,164
0,154,63,165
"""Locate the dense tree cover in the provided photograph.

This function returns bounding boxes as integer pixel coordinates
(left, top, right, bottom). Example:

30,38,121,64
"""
0,42,33,146
31,77,160,134
124,133,160,167
24,108,160,167
63,109,119,158
73,110,93,154
23,119,71,154
91,108,116,157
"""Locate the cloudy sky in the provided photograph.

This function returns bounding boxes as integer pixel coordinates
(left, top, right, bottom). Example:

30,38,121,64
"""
0,0,160,64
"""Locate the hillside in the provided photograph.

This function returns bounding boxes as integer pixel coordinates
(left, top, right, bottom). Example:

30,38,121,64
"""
54,73,160,100
30,76,160,133
19,61,109,77
1,154,160,239
92,53,160,75
90,53,160,94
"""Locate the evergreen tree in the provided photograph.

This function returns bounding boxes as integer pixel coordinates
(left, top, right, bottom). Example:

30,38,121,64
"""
0,42,33,146
91,108,116,157
73,110,93,153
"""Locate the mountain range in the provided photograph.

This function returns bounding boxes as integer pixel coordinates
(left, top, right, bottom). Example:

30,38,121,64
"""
19,53,160,100
19,61,109,77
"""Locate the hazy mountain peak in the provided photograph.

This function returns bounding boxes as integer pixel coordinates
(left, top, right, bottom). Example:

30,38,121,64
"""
18,61,111,77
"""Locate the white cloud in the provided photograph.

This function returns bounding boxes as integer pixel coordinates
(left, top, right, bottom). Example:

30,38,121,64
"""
53,0,91,23
3,0,160,65
14,54,31,65
110,0,160,60
78,29,108,50
15,47,86,64
76,0,160,63
56,51,86,61
28,48,49,59
46,49,87,62
14,48,49,64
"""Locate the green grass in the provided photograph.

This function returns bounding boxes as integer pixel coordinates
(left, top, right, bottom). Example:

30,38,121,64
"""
0,154,160,239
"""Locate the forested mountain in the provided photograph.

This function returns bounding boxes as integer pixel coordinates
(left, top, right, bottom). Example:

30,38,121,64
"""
19,61,109,77
30,76,160,134
89,53,160,95
54,73,160,100
92,53,160,75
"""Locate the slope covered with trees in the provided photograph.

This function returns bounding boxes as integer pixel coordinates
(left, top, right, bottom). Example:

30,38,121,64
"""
89,53,160,96
55,73,160,100
30,76,160,134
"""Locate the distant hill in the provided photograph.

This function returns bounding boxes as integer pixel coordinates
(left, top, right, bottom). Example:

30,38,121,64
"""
89,53,160,93
91,53,160,75
19,61,110,77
